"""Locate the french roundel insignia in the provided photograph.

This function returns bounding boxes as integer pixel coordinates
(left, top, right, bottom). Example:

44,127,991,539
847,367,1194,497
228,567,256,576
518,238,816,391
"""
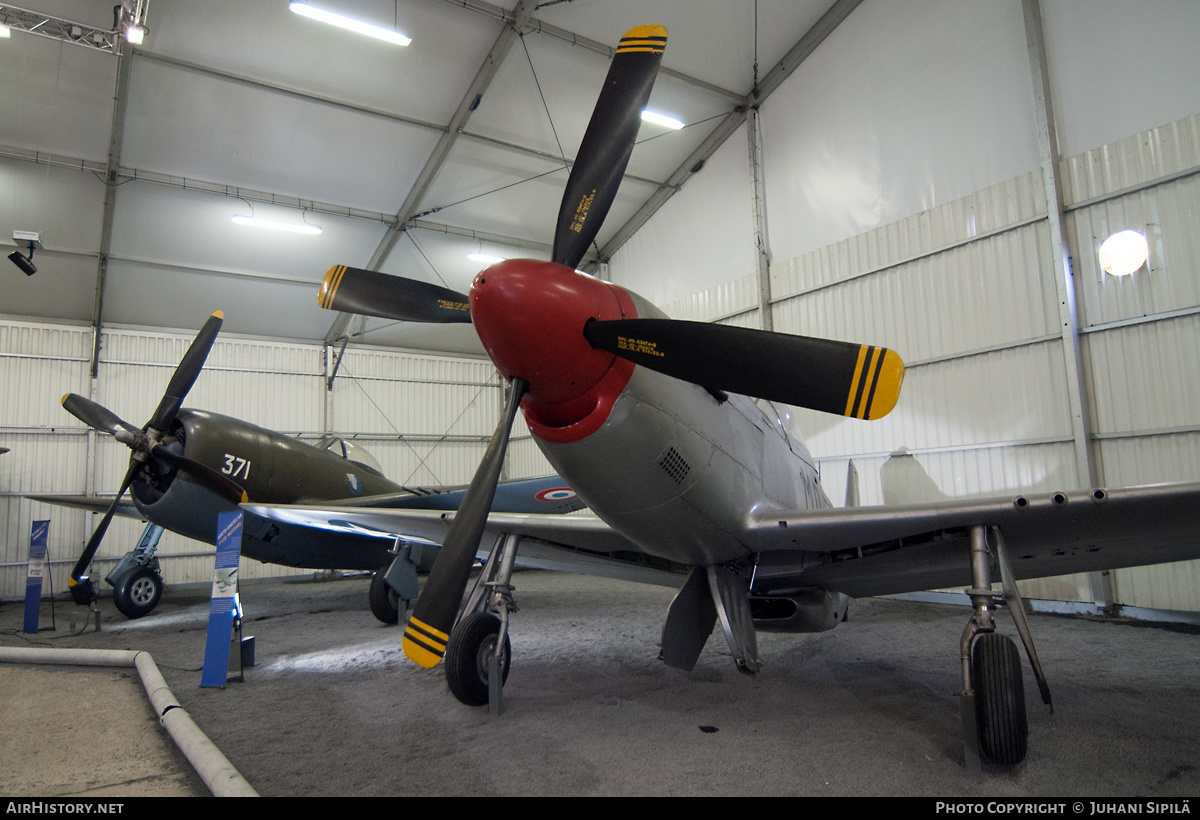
535,487,577,502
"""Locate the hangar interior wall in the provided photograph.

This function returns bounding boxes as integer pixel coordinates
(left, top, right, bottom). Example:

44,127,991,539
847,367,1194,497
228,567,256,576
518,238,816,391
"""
0,325,551,600
608,0,1200,613
652,110,1200,612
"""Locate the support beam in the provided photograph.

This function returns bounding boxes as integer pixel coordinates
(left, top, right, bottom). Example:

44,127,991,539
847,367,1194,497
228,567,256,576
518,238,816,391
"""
596,0,863,264
91,39,135,378
1022,0,1108,610
325,0,538,345
1021,0,1095,489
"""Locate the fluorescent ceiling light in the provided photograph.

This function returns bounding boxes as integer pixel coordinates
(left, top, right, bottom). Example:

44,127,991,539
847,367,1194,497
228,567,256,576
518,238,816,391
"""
1098,229,1148,276
232,215,322,235
125,25,145,44
468,252,504,264
289,2,411,46
0,24,11,38
641,110,684,130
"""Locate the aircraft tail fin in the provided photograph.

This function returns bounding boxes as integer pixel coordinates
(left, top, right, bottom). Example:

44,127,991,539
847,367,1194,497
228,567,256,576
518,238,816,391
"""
881,447,948,506
844,460,860,507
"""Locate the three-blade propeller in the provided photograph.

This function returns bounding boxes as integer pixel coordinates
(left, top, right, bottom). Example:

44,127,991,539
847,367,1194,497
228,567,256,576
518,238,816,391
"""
62,311,247,605
318,25,905,667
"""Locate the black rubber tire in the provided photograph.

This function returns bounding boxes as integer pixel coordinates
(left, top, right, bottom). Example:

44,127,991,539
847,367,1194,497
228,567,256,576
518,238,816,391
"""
369,570,402,624
113,566,163,619
972,632,1028,765
445,612,511,707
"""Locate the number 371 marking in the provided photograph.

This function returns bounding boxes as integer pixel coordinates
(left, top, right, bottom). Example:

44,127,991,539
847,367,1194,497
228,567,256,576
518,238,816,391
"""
222,454,250,479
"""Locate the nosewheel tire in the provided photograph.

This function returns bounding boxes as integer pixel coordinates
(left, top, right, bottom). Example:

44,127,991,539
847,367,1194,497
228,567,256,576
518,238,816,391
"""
445,612,511,707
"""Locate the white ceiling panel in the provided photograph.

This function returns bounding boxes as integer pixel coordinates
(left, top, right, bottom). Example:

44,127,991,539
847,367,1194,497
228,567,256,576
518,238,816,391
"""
120,58,442,212
1,0,847,350
145,0,503,127
0,20,117,159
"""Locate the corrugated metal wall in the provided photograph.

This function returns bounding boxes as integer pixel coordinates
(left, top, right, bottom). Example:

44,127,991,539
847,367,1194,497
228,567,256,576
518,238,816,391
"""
661,111,1200,611
0,321,556,600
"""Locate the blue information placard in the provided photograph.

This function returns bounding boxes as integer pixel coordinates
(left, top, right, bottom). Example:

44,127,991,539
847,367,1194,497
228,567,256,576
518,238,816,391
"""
201,511,243,688
23,520,49,634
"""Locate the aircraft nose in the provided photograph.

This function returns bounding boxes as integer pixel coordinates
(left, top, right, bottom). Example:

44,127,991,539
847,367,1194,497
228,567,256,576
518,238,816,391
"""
469,259,631,421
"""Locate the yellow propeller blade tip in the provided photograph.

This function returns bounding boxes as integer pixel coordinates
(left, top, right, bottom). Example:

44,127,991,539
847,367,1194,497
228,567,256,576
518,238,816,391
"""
212,310,224,320
60,394,69,405
318,265,346,309
623,24,667,40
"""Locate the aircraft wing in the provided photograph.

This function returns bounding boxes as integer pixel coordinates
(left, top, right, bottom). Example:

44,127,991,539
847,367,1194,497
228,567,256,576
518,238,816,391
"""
241,503,683,588
746,481,1200,598
25,494,145,520
318,475,587,515
246,480,1200,600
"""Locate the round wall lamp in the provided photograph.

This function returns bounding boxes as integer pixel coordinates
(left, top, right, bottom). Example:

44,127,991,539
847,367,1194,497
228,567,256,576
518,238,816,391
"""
1098,229,1149,276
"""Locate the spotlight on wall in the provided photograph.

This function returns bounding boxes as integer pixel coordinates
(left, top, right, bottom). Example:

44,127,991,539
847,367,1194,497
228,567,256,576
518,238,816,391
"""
9,231,41,276
1098,229,1149,276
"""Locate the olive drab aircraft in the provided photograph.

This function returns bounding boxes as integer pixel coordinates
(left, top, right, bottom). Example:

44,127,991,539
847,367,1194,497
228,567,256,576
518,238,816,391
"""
31,310,585,622
243,24,1200,768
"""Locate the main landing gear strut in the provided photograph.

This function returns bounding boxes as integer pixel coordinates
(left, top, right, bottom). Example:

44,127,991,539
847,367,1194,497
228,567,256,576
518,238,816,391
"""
960,524,1053,769
444,532,520,713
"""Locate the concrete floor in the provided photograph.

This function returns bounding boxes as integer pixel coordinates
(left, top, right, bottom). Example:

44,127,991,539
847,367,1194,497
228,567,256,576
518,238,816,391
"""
2,570,1199,797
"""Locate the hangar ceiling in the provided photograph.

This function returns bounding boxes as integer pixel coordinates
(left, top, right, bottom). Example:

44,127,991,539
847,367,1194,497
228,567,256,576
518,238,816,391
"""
0,0,851,358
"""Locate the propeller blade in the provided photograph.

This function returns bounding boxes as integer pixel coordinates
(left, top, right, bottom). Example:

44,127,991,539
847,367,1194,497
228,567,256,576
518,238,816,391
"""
149,443,248,505
148,311,223,432
68,460,139,604
552,25,667,268
62,394,139,443
403,377,529,668
583,318,905,419
318,265,472,323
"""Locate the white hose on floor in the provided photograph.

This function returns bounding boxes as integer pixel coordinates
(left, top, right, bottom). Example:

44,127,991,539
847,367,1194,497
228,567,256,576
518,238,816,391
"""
0,646,258,797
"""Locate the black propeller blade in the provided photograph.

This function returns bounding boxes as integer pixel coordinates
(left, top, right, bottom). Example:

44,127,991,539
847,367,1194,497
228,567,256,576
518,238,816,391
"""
62,311,245,605
403,377,529,668
583,318,905,419
318,265,472,324
68,460,140,604
61,393,140,443
553,25,667,269
149,311,224,432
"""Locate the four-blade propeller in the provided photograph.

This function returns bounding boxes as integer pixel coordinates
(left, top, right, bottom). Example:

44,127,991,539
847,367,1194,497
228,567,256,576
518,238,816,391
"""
399,25,671,667
62,311,247,605
316,24,906,668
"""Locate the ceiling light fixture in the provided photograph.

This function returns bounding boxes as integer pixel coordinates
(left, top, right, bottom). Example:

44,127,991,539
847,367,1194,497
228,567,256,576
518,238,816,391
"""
288,2,411,46
1098,229,1149,276
124,24,145,44
641,109,684,130
232,214,322,235
468,252,504,265
0,24,11,39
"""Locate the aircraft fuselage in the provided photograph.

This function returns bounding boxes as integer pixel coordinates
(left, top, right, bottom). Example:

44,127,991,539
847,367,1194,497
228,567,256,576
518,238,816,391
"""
471,260,831,568
130,409,403,546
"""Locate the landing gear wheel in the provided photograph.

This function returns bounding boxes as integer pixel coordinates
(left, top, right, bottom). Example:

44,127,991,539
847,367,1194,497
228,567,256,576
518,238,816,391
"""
369,570,403,624
445,612,511,707
972,632,1028,765
113,566,163,619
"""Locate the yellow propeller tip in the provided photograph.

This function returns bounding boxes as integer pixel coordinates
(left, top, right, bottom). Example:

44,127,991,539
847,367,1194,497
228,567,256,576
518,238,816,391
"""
318,265,347,309
212,310,224,320
623,24,667,39
61,394,69,405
